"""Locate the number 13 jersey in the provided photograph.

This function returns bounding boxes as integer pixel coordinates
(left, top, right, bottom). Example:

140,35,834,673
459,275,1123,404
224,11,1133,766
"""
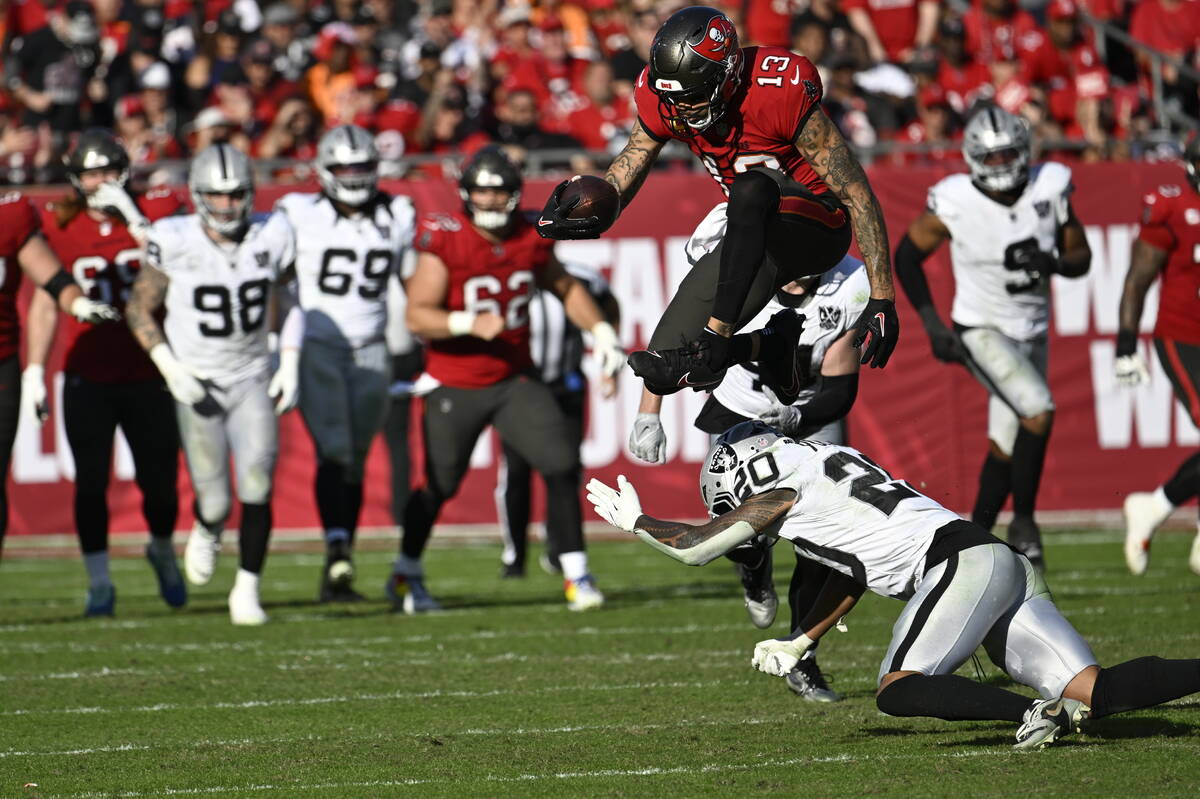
275,191,416,349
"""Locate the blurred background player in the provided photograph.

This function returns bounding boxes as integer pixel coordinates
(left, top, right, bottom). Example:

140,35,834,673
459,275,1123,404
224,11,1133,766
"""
494,258,620,579
0,192,118,560
383,254,423,552
390,146,624,613
25,129,185,616
275,125,416,602
895,106,1091,572
1116,135,1200,576
127,144,299,625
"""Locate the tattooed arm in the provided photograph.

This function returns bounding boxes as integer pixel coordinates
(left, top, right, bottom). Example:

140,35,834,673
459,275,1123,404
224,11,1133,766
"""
795,109,894,301
126,264,169,352
603,119,666,213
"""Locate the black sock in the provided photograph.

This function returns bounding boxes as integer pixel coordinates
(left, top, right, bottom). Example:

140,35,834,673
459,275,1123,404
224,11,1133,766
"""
314,461,346,534
876,674,1030,722
343,481,364,545
1091,657,1200,718
401,489,442,561
725,538,768,569
1163,453,1200,506
971,453,1011,533
1010,428,1050,518
238,502,272,574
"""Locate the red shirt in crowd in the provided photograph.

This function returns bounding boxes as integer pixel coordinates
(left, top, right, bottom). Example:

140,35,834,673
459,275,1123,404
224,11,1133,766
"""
937,58,990,113
1138,181,1200,345
842,0,925,62
563,95,633,150
1024,36,1109,131
1130,0,1200,58
742,0,797,48
506,54,590,107
962,3,1045,66
0,193,40,362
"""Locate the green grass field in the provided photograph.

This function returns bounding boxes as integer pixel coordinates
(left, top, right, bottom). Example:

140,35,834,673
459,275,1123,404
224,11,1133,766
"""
2,529,1199,799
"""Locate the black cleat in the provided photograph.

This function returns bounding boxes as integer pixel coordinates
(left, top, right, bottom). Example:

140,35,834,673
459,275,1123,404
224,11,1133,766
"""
755,310,806,405
319,579,366,603
500,561,526,579
628,340,726,394
1008,516,1046,574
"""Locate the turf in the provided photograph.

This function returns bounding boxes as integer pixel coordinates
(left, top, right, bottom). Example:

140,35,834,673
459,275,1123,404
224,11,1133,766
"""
1,529,1199,799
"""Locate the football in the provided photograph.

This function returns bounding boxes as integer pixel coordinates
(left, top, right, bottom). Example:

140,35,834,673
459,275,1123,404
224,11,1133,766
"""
560,175,620,229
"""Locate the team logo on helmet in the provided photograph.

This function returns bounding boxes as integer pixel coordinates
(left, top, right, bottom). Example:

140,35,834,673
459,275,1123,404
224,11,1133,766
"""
689,15,736,63
707,442,738,474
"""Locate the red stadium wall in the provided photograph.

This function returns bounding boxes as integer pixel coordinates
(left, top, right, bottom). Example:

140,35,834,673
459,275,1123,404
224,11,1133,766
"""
7,161,1190,535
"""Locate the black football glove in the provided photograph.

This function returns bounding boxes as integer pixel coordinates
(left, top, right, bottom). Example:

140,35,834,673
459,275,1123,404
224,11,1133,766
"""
853,297,899,368
537,180,605,240
927,324,967,364
1003,237,1057,275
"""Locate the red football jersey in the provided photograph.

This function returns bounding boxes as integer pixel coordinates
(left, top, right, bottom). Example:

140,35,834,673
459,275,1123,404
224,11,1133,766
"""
418,211,555,389
0,193,40,362
634,46,829,198
39,189,184,383
1138,183,1200,345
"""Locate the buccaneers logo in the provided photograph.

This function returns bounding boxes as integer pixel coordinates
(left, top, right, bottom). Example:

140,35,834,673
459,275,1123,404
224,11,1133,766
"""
689,15,737,63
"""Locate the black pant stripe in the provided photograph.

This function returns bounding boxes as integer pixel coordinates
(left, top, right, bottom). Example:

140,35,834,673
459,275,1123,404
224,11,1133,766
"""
889,552,960,673
956,330,1025,417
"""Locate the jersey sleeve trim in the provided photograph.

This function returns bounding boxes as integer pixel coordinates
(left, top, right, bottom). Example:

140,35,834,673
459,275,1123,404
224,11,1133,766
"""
790,101,821,144
636,116,671,143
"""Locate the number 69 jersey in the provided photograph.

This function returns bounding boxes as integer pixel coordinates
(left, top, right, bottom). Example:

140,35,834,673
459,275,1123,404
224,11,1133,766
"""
146,212,295,383
275,191,416,348
732,438,960,599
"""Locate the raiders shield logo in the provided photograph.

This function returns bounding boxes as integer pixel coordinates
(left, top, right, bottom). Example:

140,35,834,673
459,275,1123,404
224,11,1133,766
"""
707,442,738,474
818,306,841,330
255,251,269,269
1034,200,1050,218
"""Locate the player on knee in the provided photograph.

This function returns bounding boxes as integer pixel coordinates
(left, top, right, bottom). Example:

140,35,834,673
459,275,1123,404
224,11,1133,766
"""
1115,134,1200,575
127,144,299,626
536,6,898,402
388,146,624,613
895,106,1091,572
589,422,1200,749
275,125,416,602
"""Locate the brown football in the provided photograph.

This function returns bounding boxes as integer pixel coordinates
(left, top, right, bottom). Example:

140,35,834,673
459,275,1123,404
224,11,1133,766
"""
560,175,620,228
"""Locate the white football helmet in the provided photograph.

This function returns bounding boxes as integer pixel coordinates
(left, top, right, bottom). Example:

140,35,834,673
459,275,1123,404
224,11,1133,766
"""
962,106,1031,193
316,124,379,207
188,143,254,236
699,420,789,517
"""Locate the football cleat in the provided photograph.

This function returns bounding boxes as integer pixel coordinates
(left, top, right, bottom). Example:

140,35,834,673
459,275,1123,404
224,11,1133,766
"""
500,561,526,579
565,574,605,611
145,543,187,608
184,523,221,586
84,584,116,617
319,543,363,602
628,340,725,393
735,543,777,629
1122,491,1170,575
1007,516,1045,574
229,584,268,626
786,657,842,703
1013,697,1085,750
539,552,562,576
386,572,442,614
755,310,806,405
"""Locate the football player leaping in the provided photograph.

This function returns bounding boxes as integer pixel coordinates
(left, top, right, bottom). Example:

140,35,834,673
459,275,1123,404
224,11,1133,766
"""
895,107,1091,572
388,146,624,613
588,422,1200,750
1116,135,1200,576
275,125,416,602
537,6,899,407
127,144,299,626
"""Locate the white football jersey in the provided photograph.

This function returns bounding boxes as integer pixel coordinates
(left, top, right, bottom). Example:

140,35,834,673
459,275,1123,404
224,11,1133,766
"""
928,162,1072,341
147,212,294,383
275,191,416,348
736,437,960,599
713,255,869,415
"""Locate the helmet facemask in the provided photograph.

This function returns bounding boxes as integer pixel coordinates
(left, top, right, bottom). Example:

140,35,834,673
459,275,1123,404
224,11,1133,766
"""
316,125,380,208
653,50,740,135
459,146,524,232
963,108,1031,193
188,144,254,237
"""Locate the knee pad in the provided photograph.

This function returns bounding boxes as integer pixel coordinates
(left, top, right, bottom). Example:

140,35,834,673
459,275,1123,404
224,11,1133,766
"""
194,491,232,529
726,170,780,222
236,464,273,506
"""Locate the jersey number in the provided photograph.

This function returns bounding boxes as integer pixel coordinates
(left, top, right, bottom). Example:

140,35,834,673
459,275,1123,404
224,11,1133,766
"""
463,271,534,328
72,249,141,305
194,279,270,338
318,249,393,299
756,54,792,87
823,451,918,516
731,451,781,504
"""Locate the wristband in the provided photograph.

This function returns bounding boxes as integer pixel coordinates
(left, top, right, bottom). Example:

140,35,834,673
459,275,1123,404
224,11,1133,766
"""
1116,329,1138,358
43,269,77,301
447,311,477,337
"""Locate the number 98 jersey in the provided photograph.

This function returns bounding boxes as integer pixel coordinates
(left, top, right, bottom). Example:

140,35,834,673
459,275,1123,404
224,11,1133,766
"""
275,191,416,348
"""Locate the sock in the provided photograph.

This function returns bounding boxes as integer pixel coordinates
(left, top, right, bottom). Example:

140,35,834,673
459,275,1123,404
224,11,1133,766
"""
343,481,364,544
1090,657,1200,718
394,553,422,577
238,503,272,574
1162,453,1200,505
1010,428,1050,518
559,550,588,581
325,528,351,547
876,674,1031,723
233,568,260,594
1152,486,1175,516
970,452,1012,533
83,551,111,589
314,461,346,533
146,537,174,558
400,488,440,561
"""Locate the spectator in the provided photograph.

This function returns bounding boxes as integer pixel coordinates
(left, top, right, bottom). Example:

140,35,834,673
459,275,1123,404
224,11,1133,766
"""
533,0,595,60
0,115,36,184
241,37,300,138
491,86,580,152
137,61,182,158
507,16,589,114
587,0,629,59
351,2,381,68
1025,0,1110,152
983,45,1044,131
184,9,247,100
186,105,249,153
253,96,320,165
891,83,962,165
843,0,939,65
410,72,488,158
261,3,312,83
609,7,656,93
305,22,359,126
562,60,632,152
791,0,861,65
490,4,537,85
1129,0,1200,122
823,56,878,150
962,0,1044,68
934,15,990,117
743,0,806,48
792,18,832,76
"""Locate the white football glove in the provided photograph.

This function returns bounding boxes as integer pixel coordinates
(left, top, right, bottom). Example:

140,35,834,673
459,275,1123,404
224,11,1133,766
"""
1114,353,1150,387
88,181,150,238
268,348,301,415
589,321,625,379
585,474,643,532
69,296,121,324
149,343,206,405
20,365,48,424
758,404,803,436
629,412,667,464
751,633,815,677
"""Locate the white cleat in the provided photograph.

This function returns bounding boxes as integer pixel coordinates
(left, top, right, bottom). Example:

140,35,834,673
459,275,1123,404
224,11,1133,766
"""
1123,492,1169,576
229,585,268,626
184,523,221,586
565,575,605,611
1190,530,1200,576
1014,697,1086,750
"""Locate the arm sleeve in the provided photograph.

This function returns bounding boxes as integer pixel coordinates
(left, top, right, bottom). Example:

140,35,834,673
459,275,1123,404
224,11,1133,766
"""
895,233,937,313
795,373,858,429
632,519,761,567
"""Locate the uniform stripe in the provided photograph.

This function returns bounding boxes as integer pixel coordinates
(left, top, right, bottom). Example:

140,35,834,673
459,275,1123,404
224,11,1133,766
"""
1160,338,1200,425
778,196,846,229
889,552,959,673
958,330,1027,417
217,144,229,181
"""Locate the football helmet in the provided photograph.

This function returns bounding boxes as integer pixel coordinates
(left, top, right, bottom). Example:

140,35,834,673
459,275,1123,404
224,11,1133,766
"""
65,128,131,196
189,143,255,236
459,145,522,231
699,420,788,517
316,124,379,207
648,6,741,135
962,106,1031,193
1185,132,1200,194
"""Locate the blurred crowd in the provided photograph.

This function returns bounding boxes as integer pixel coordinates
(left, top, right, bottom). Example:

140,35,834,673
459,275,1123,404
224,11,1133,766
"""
0,0,1196,185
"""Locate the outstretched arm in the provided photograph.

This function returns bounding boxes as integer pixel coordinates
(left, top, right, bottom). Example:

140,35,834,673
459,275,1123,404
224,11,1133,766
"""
602,119,665,212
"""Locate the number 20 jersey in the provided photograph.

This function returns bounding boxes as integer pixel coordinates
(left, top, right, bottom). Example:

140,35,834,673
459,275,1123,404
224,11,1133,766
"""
738,437,959,599
146,212,294,384
275,191,416,349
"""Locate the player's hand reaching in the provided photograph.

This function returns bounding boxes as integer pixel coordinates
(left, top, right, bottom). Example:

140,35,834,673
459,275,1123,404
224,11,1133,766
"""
853,297,899,368
585,475,643,532
751,633,815,677
927,324,966,364
471,312,505,341
629,412,667,464
69,296,121,324
268,349,301,415
537,179,604,240
758,405,803,436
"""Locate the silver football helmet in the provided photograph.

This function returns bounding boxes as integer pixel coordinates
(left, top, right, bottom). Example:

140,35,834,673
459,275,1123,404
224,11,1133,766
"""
316,124,379,207
699,420,789,517
962,106,1031,193
188,143,255,236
